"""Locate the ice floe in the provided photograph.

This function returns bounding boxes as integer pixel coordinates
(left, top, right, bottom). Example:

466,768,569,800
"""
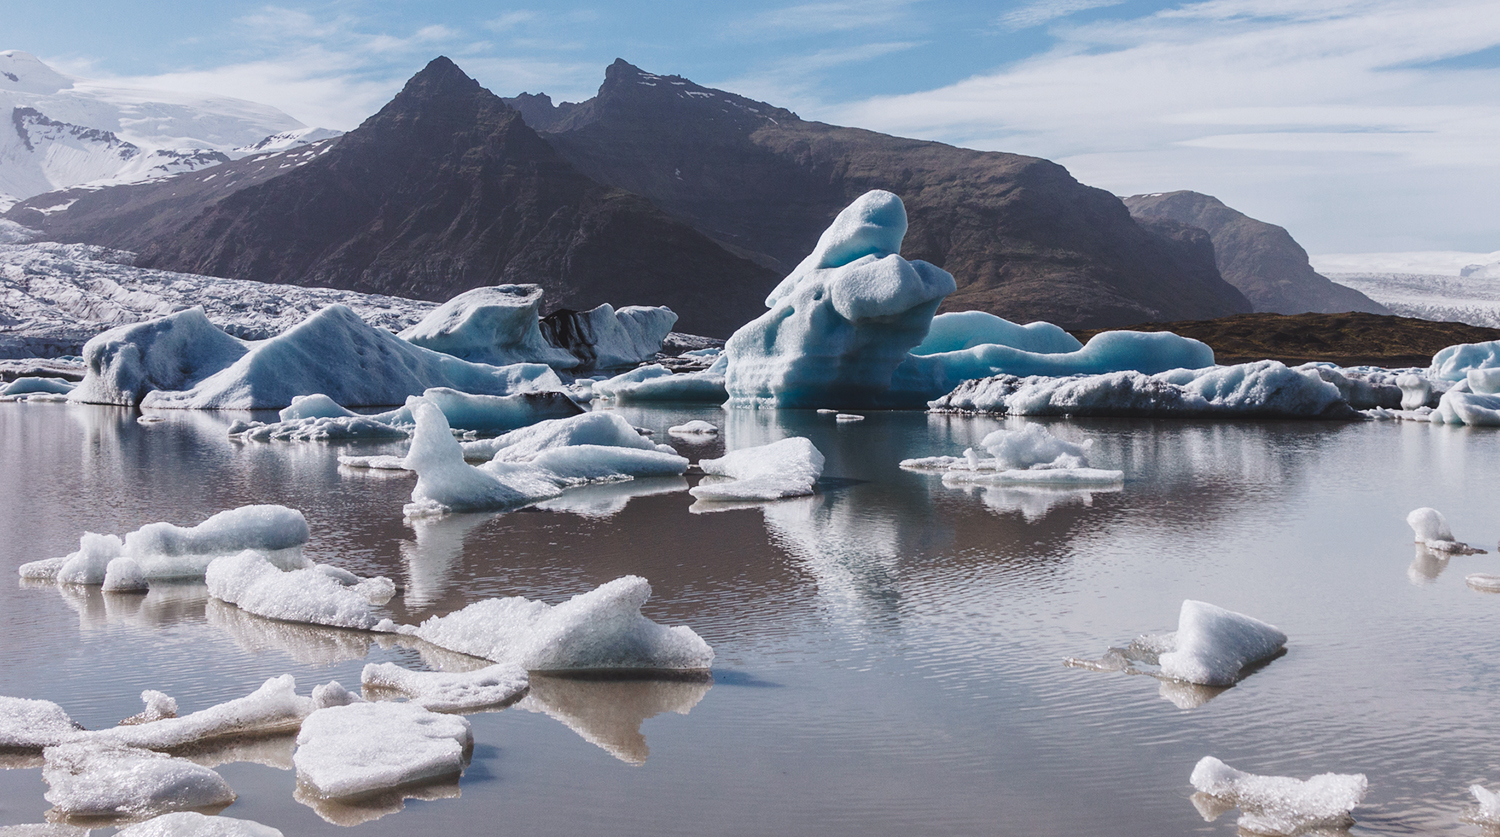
689,436,824,501
931,360,1360,419
592,356,730,404
19,505,311,591
205,551,397,631
361,662,529,712
902,424,1124,487
114,811,283,836
43,741,235,820
404,575,714,671
0,697,80,749
68,307,247,406
1,376,75,396
459,410,672,463
293,702,472,799
1067,600,1286,690
402,399,566,516
667,420,719,438
1406,507,1484,553
537,303,679,369
1189,756,1367,836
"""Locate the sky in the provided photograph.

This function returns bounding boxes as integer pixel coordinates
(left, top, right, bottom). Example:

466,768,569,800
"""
9,0,1499,255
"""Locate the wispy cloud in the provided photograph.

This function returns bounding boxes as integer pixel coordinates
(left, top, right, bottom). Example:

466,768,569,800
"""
713,40,923,113
736,0,922,37
998,0,1125,31
826,0,1500,251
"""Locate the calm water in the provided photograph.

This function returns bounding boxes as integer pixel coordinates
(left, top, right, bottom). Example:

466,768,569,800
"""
3,401,1500,835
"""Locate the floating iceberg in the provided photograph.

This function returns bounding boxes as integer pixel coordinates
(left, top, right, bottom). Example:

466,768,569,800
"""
0,696,80,749
293,702,472,800
69,308,248,406
19,506,311,591
122,691,180,726
931,360,1359,419
538,303,679,369
460,411,671,463
723,190,956,409
405,386,580,432
205,551,397,632
690,437,824,501
114,811,283,836
398,285,581,368
902,424,1123,487
405,575,714,672
1189,756,1367,836
593,356,729,404
1406,507,1483,553
138,305,559,410
911,310,1082,356
361,663,529,712
1431,340,1500,381
1468,784,1500,825
668,420,719,438
1159,600,1287,686
1430,389,1500,426
404,399,565,516
89,675,318,750
1,376,75,396
43,741,235,820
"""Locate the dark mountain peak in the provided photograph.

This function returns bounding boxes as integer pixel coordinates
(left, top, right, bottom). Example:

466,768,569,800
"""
340,56,527,158
401,56,482,98
605,57,644,79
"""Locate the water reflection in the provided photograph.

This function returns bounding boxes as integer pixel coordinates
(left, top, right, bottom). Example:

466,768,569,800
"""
533,476,689,518
399,513,496,609
177,731,298,770
38,581,208,631
1409,544,1452,585
953,484,1121,523
295,778,463,827
206,600,373,667
518,674,712,766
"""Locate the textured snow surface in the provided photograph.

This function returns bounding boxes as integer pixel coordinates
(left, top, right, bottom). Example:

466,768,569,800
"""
1159,601,1287,686
114,812,283,837
931,360,1359,419
0,697,79,748
361,663,529,712
206,551,397,631
1190,756,1367,835
0,242,434,359
691,437,825,501
407,575,714,671
19,505,310,590
293,702,472,799
140,305,554,410
42,740,235,819
398,285,581,368
724,190,956,408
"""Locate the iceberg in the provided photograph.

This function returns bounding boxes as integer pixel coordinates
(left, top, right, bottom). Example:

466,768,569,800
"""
1397,373,1433,410
405,386,580,433
68,308,247,406
205,551,397,632
403,399,566,516
668,420,719,438
931,360,1359,419
398,285,581,368
1189,756,1367,835
593,354,730,404
460,411,672,463
538,303,679,369
114,812,283,836
911,310,1082,356
1,376,75,396
690,437,824,501
293,702,472,799
1430,388,1500,426
19,505,311,591
1158,600,1287,686
1431,340,1500,381
1406,507,1483,553
361,663,529,712
43,741,235,820
139,305,561,409
405,575,714,672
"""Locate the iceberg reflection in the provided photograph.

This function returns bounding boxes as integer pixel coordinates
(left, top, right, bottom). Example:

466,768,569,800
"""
519,673,711,765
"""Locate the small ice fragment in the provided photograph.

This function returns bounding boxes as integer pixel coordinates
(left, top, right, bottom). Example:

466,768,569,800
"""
403,398,563,516
1469,784,1500,825
816,409,837,414
206,551,396,631
1158,600,1286,686
293,702,472,799
1405,507,1483,552
114,811,284,836
1465,574,1500,593
43,740,236,819
668,420,719,437
689,437,824,501
361,663,529,712
1189,756,1366,835
408,575,713,671
0,696,80,749
337,454,409,470
311,681,364,710
92,675,314,749
121,691,179,726
835,413,864,422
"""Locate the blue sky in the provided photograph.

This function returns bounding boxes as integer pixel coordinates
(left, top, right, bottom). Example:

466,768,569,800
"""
10,0,1500,255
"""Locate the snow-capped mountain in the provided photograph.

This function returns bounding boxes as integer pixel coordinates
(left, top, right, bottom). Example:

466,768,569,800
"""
0,50,335,210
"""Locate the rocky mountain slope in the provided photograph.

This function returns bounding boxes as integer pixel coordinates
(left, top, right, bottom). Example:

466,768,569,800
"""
1123,190,1386,316
125,58,779,337
505,60,1252,329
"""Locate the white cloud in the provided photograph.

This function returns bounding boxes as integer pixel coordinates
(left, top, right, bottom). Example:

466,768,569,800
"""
736,0,922,37
712,40,924,113
823,0,1500,252
998,0,1125,31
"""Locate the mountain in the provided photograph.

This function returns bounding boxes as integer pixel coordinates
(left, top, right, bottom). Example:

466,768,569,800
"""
503,60,1252,329
0,50,328,209
1122,191,1387,316
128,58,780,337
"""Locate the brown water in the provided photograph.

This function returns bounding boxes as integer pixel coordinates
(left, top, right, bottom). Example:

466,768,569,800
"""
3,401,1500,835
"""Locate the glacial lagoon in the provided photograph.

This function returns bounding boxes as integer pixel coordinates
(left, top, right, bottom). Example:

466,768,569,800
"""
3,401,1500,835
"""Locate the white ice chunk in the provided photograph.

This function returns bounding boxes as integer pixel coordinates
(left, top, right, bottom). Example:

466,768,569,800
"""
122,691,179,726
293,702,472,799
1190,756,1367,835
43,741,235,819
277,393,355,421
460,411,667,463
398,285,581,368
1469,367,1500,395
1430,388,1500,426
1407,506,1455,547
1466,574,1500,592
1396,373,1432,409
360,663,529,712
668,420,719,437
903,425,1124,486
1,376,75,396
91,675,315,749
114,811,283,837
1158,600,1287,686
982,424,1090,470
407,575,713,671
69,307,247,406
835,413,864,422
1431,340,1500,382
206,551,396,631
0,697,79,749
690,437,824,501
229,415,409,443
1469,784,1500,824
522,445,688,484
140,305,558,410
402,387,580,433
403,399,563,516
912,310,1082,356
